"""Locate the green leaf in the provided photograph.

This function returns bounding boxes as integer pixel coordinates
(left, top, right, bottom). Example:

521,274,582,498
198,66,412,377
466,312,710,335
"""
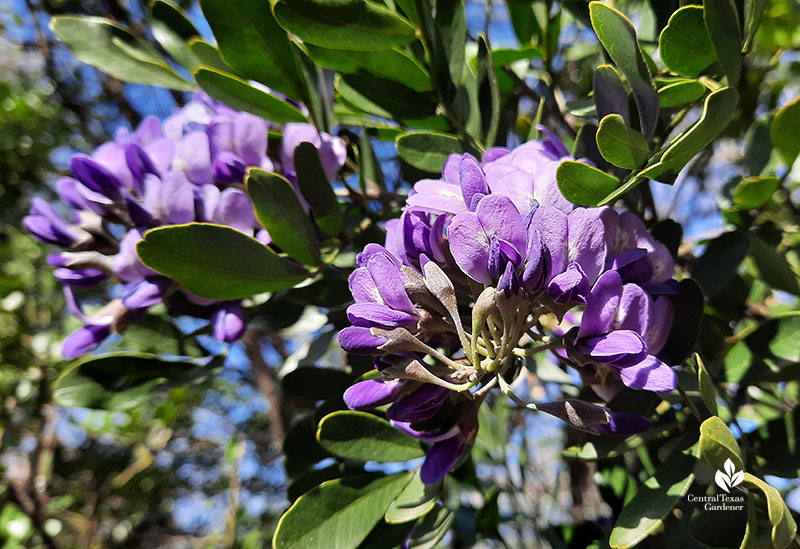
725,313,800,384
395,131,464,173
357,521,414,549
305,45,431,92
246,169,320,265
194,68,307,124
434,0,467,89
150,0,200,71
475,486,500,537
316,411,424,462
50,16,193,91
640,87,739,182
658,6,716,77
293,142,343,237
199,0,302,98
699,416,744,472
742,473,797,549
477,34,500,146
405,505,455,549
695,353,718,416
596,114,650,169
385,472,441,524
54,353,206,411
692,230,750,298
556,160,619,206
732,175,779,209
188,39,233,73
358,131,385,193
658,79,706,108
589,2,658,138
273,472,413,549
662,278,704,364
593,64,628,122
749,234,799,295
272,0,416,51
336,73,438,121
742,492,757,549
704,0,742,85
609,449,697,549
744,115,773,176
136,223,307,300
490,46,541,66
282,367,353,401
770,95,800,166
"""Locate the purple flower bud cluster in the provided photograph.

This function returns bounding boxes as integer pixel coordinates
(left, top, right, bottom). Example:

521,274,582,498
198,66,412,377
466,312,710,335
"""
25,93,345,359
339,127,681,483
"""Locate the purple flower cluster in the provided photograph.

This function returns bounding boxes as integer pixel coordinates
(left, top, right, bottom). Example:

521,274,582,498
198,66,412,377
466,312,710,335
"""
25,93,345,359
339,128,680,483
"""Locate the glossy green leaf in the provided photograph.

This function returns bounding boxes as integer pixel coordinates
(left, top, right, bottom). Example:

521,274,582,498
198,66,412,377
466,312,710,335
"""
695,353,718,416
316,411,424,462
55,354,205,411
743,0,768,52
477,34,500,146
692,230,750,298
699,416,744,472
357,521,414,549
395,131,464,173
589,2,658,138
50,16,193,91
556,160,619,206
294,142,343,237
273,472,413,549
725,313,800,384
246,169,320,265
194,68,307,124
385,473,441,524
732,175,779,209
770,95,800,165
335,73,438,121
596,114,650,169
305,45,431,92
137,223,307,300
272,0,416,51
593,64,629,122
150,0,199,71
405,505,455,549
658,79,706,108
742,473,797,548
704,0,742,85
188,39,233,73
640,87,739,182
749,234,799,295
658,6,716,77
609,449,697,549
199,0,301,98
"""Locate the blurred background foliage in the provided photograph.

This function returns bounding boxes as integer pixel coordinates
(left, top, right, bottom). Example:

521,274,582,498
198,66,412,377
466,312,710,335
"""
1,0,800,547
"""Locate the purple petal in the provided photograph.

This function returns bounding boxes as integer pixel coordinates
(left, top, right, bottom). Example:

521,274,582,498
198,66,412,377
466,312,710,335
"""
578,270,623,339
62,323,111,359
214,188,258,233
366,253,415,314
212,301,247,343
578,329,647,367
482,147,510,162
407,179,468,215
386,384,449,422
619,355,677,392
529,205,568,280
338,326,387,355
420,434,466,484
344,379,405,410
212,151,247,183
611,248,653,284
567,208,607,283
442,154,461,183
54,268,107,288
121,277,171,309
590,411,651,435
459,154,489,210
232,112,268,166
645,296,674,355
176,131,212,184
349,268,382,304
548,262,589,304
161,172,195,225
23,199,80,247
613,283,651,335
448,211,492,283
69,154,122,199
346,303,418,329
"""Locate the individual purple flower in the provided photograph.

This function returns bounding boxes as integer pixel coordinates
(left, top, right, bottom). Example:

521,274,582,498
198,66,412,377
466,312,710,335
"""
281,123,347,181
212,301,247,343
23,198,83,248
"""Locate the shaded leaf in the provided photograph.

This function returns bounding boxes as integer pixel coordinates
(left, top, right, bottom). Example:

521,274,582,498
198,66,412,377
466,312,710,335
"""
749,234,799,295
188,39,233,73
50,16,193,91
385,472,441,524
272,0,416,51
658,6,716,77
732,176,779,210
246,168,320,265
695,353,718,416
662,278,704,364
596,114,650,169
692,230,750,298
150,0,200,71
395,131,464,173
477,34,500,146
593,64,629,123
704,0,742,85
336,73,438,121
282,367,353,401
405,504,455,549
199,0,302,98
194,68,307,124
316,411,424,462
273,473,413,549
658,79,706,108
699,416,744,472
770,95,800,166
589,2,659,138
556,160,619,206
137,223,307,300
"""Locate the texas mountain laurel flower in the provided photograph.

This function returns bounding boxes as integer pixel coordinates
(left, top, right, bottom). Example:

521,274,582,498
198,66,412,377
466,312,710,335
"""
339,128,680,484
24,93,345,359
